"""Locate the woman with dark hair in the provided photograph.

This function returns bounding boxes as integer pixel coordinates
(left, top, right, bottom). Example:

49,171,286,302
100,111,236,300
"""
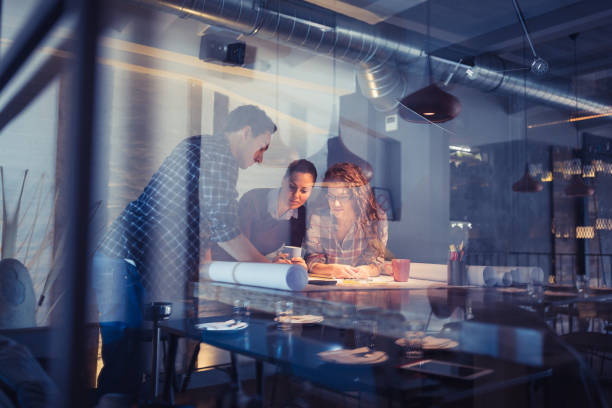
212,159,317,267
303,162,388,279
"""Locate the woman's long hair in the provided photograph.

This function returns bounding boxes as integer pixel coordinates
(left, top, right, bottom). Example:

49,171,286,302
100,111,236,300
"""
323,162,381,222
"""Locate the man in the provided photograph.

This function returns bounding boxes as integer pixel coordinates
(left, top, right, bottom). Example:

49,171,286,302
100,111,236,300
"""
92,105,277,397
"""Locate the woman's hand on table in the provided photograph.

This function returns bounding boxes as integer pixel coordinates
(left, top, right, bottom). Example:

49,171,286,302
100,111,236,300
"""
356,264,380,277
272,253,292,264
289,257,307,270
311,263,361,279
332,265,362,279
272,253,307,269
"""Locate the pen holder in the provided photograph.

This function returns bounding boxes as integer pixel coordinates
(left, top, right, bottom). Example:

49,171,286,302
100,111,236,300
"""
447,261,465,286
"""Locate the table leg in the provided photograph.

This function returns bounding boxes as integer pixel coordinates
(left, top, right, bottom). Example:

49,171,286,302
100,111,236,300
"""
152,323,161,400
163,334,178,404
181,342,201,392
256,360,264,405
229,352,240,390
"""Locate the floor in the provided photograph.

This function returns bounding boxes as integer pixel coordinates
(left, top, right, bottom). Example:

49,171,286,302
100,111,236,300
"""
173,365,376,408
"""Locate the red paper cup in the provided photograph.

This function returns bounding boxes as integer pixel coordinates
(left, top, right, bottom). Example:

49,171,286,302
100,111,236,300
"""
392,259,411,282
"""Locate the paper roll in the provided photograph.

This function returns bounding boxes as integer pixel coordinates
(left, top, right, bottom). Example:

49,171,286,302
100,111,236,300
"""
200,261,308,291
409,263,447,282
512,267,545,284
466,265,545,286
465,266,490,286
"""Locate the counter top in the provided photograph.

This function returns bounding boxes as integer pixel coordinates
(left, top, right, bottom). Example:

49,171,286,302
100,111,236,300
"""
193,279,612,342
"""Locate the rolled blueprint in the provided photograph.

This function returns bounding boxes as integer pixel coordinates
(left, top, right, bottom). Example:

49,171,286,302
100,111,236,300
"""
466,265,545,286
512,267,545,284
466,266,515,286
200,261,308,291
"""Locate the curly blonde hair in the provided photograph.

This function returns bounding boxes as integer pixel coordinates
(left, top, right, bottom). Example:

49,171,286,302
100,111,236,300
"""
323,162,381,222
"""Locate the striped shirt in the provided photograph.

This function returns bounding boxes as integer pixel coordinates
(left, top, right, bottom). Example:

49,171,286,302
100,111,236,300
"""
98,134,241,300
303,209,388,273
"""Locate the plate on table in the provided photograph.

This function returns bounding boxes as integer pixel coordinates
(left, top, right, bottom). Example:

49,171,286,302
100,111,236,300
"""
195,319,248,333
317,347,388,365
273,314,324,325
395,336,459,350
496,287,527,294
543,290,576,297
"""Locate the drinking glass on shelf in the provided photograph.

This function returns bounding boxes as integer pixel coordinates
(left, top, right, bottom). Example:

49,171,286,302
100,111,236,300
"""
403,320,426,359
574,274,587,298
275,300,294,331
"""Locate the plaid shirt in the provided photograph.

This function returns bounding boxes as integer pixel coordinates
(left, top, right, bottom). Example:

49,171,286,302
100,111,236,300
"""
303,209,388,273
98,134,241,301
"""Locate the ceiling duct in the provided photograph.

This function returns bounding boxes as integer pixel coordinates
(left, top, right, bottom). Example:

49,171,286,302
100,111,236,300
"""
356,61,409,112
131,0,612,118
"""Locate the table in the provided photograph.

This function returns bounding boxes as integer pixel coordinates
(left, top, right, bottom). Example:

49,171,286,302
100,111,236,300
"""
157,281,611,406
160,316,555,407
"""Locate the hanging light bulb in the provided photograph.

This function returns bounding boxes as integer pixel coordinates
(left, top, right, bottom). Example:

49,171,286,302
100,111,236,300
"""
398,1,460,124
565,175,594,197
512,38,542,193
399,84,461,123
564,33,594,198
513,163,543,193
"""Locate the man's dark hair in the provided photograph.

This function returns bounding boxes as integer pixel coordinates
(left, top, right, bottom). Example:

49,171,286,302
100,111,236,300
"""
284,159,317,182
221,105,277,137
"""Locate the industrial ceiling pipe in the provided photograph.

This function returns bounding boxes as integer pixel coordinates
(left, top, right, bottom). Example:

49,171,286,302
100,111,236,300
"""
131,0,612,117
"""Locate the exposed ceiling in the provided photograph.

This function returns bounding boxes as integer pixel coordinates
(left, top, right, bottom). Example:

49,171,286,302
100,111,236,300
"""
329,0,612,89
299,0,612,133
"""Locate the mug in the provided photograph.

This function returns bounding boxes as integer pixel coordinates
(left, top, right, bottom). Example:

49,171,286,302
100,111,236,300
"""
280,245,302,259
392,259,411,282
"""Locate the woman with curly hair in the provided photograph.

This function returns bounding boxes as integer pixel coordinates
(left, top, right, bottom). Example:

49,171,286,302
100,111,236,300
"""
303,162,388,279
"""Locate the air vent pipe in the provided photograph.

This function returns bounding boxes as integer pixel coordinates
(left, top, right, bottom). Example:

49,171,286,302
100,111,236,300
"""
132,0,612,117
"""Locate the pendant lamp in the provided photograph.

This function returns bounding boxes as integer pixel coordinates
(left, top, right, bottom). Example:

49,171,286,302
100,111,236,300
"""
398,1,460,124
513,163,543,193
399,84,461,123
565,175,594,197
564,33,594,198
512,39,543,193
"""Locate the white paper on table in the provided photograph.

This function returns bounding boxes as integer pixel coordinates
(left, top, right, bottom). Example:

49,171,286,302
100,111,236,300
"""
200,261,308,291
409,263,447,282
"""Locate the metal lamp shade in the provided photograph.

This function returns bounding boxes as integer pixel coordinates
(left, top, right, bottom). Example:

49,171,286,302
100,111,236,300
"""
564,175,594,197
399,84,461,123
512,164,543,193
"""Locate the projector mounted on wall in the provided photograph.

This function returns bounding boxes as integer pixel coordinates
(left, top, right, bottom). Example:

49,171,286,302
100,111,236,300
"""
198,30,253,66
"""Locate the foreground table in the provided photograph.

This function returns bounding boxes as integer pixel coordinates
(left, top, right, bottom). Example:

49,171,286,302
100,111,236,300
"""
165,280,612,406
160,315,557,407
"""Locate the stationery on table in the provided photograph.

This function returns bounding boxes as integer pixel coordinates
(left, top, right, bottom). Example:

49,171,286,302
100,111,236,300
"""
308,274,338,285
448,241,464,262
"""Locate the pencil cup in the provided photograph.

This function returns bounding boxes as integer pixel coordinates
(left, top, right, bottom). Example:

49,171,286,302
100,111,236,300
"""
447,261,465,286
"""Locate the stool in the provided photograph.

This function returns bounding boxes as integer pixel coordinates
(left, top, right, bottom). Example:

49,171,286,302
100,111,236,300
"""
144,302,172,401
